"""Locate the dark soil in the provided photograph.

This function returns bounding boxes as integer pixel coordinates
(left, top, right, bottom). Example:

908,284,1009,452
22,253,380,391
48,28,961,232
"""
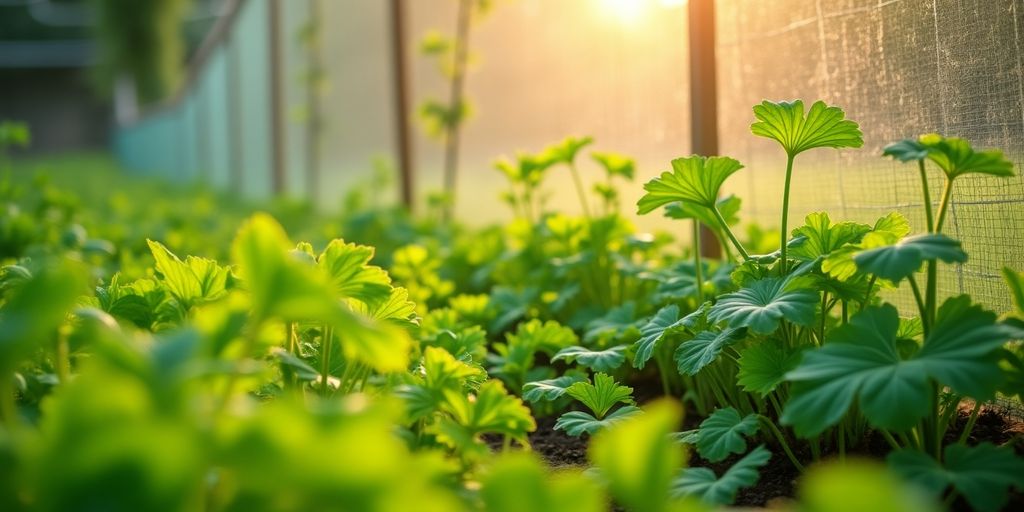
512,392,1024,510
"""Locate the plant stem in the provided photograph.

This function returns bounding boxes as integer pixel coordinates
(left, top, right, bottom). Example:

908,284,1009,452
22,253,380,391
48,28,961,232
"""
712,206,749,259
758,416,805,472
55,330,70,384
958,400,982,444
934,178,954,234
907,275,929,335
569,162,592,218
692,220,704,304
779,153,796,273
879,429,902,450
440,0,472,223
320,325,334,397
0,377,18,430
917,160,935,233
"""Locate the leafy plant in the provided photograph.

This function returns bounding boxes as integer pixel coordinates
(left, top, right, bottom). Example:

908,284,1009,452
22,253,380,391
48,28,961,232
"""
554,373,639,436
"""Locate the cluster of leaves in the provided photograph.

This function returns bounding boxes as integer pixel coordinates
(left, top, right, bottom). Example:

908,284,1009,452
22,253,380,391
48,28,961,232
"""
635,99,1024,510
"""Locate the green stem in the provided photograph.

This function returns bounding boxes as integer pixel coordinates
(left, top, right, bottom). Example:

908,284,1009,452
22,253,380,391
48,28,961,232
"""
879,429,902,450
958,400,982,444
693,220,704,304
56,330,70,385
320,326,334,397
907,275,929,335
917,160,935,233
780,153,796,274
0,377,18,430
758,416,805,472
712,206,749,259
934,178,954,234
569,162,592,218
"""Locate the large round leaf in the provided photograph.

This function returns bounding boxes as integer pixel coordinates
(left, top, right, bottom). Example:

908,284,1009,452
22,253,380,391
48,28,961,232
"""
853,233,967,283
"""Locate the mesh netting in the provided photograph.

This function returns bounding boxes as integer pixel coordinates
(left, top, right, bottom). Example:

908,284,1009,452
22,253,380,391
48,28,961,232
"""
716,0,1024,314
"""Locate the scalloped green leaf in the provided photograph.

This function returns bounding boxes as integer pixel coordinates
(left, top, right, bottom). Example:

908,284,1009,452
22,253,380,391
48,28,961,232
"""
565,373,635,419
317,239,393,308
853,233,967,283
918,133,1015,179
674,328,746,376
708,276,818,334
822,211,911,281
782,298,1014,437
633,305,683,369
665,194,741,225
591,151,635,180
694,407,760,462
553,345,627,372
789,212,871,261
737,340,802,396
147,239,230,309
554,406,642,437
882,138,930,162
672,445,771,505
522,373,587,402
544,135,594,165
637,155,744,213
750,100,863,157
888,443,1024,512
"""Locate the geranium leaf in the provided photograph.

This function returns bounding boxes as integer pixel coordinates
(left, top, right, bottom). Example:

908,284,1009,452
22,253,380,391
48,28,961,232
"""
565,373,635,419
672,445,771,505
882,138,931,162
637,155,744,213
553,345,628,372
544,135,594,165
674,328,746,376
782,299,1014,437
789,212,871,261
665,195,741,225
750,100,863,157
591,151,635,180
317,239,393,308
918,133,1015,179
854,233,967,283
633,305,683,369
708,276,818,334
888,443,1024,512
694,407,760,462
737,340,802,396
554,406,642,437
440,379,535,442
822,212,911,281
522,373,587,402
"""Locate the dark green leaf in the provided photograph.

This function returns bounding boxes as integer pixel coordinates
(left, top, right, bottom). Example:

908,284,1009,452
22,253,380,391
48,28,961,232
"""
709,276,818,334
694,407,760,462
854,234,967,283
882,139,930,162
553,345,627,372
674,328,746,376
523,373,587,402
672,445,771,505
888,443,1024,512
554,406,642,437
737,341,802,396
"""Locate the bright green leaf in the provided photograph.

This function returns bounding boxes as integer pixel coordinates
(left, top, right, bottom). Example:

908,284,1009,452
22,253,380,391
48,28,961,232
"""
554,406,642,437
591,151,635,180
565,373,635,419
523,373,587,402
789,212,871,261
750,100,863,157
918,133,1015,180
637,155,744,213
317,239,393,308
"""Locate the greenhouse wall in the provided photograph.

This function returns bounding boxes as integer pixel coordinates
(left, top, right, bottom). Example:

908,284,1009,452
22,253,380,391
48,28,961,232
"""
715,0,1024,313
112,0,1024,311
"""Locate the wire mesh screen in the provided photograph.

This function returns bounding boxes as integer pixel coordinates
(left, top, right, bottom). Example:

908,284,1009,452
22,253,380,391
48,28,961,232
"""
715,0,1024,314
406,0,691,225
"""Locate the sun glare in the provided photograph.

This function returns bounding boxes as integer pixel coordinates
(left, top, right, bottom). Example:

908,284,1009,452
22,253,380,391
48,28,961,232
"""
599,0,646,23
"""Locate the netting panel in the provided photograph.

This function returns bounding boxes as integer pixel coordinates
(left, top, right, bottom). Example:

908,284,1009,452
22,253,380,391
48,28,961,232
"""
716,0,1024,312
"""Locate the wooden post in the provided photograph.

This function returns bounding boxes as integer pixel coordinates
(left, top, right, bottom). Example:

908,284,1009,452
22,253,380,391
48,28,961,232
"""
390,0,415,209
688,0,722,259
268,0,286,195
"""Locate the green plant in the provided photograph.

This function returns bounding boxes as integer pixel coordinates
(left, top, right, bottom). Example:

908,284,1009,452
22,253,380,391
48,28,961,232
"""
554,373,640,436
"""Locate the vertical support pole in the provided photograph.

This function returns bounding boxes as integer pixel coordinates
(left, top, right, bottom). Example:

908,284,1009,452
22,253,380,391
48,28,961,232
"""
227,34,244,194
268,0,286,195
688,0,722,259
390,0,415,209
305,0,322,205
